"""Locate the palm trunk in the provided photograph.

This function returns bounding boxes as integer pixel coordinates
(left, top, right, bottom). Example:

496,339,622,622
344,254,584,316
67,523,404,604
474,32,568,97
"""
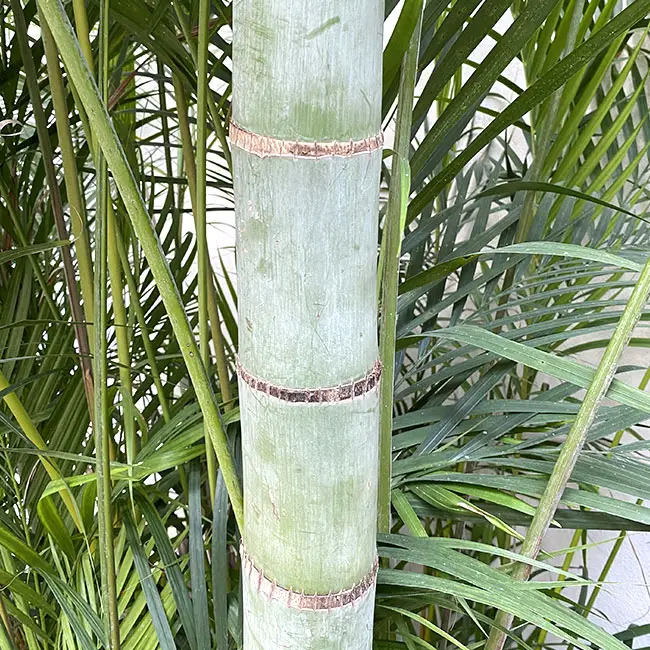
232,2,383,648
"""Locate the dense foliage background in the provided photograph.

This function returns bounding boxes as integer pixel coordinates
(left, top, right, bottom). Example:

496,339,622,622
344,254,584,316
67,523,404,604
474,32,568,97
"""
2,0,650,648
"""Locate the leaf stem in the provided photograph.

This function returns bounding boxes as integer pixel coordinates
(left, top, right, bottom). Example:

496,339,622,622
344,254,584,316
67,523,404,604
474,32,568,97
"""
115,234,171,423
40,17,95,341
172,3,232,174
39,0,244,530
485,256,650,650
94,0,120,646
196,0,217,504
377,5,423,534
174,74,234,410
12,0,94,415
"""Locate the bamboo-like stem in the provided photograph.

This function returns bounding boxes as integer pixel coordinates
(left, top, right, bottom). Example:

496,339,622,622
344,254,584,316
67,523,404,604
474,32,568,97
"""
11,0,94,415
115,234,171,423
196,0,217,504
173,74,233,411
539,364,650,648
172,75,197,204
207,273,233,410
377,6,423,535
70,0,95,171
102,44,140,462
0,369,83,531
40,17,95,341
485,257,650,650
67,0,137,455
66,0,138,456
94,1,120,647
71,0,93,72
107,208,138,462
172,3,232,174
39,0,244,530
156,59,176,212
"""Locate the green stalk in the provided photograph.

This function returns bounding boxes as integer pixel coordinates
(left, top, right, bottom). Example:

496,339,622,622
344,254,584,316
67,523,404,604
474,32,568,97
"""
172,75,198,211
172,4,232,174
233,1,383,647
513,0,583,244
377,4,423,535
537,365,650,648
173,73,233,411
70,0,95,172
580,530,630,620
39,0,244,529
11,0,94,414
156,59,176,213
107,208,138,464
559,368,650,650
40,17,95,341
68,0,136,456
207,274,233,410
115,234,171,423
94,1,120,646
196,0,217,503
49,0,137,468
485,257,650,650
71,0,94,72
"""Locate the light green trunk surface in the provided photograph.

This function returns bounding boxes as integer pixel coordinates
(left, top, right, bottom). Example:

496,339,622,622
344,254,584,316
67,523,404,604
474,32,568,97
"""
234,3,382,141
233,1,382,648
243,579,376,650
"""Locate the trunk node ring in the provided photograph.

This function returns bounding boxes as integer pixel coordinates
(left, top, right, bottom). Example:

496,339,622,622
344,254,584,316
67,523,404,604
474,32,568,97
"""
240,541,378,610
230,121,384,159
236,357,382,402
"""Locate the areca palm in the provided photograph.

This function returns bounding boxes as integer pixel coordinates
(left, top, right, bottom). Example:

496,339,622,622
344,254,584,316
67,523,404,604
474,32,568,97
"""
1,1,650,649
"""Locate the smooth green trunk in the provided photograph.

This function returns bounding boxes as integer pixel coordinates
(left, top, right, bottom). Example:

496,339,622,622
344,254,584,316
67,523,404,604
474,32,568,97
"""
232,2,383,648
